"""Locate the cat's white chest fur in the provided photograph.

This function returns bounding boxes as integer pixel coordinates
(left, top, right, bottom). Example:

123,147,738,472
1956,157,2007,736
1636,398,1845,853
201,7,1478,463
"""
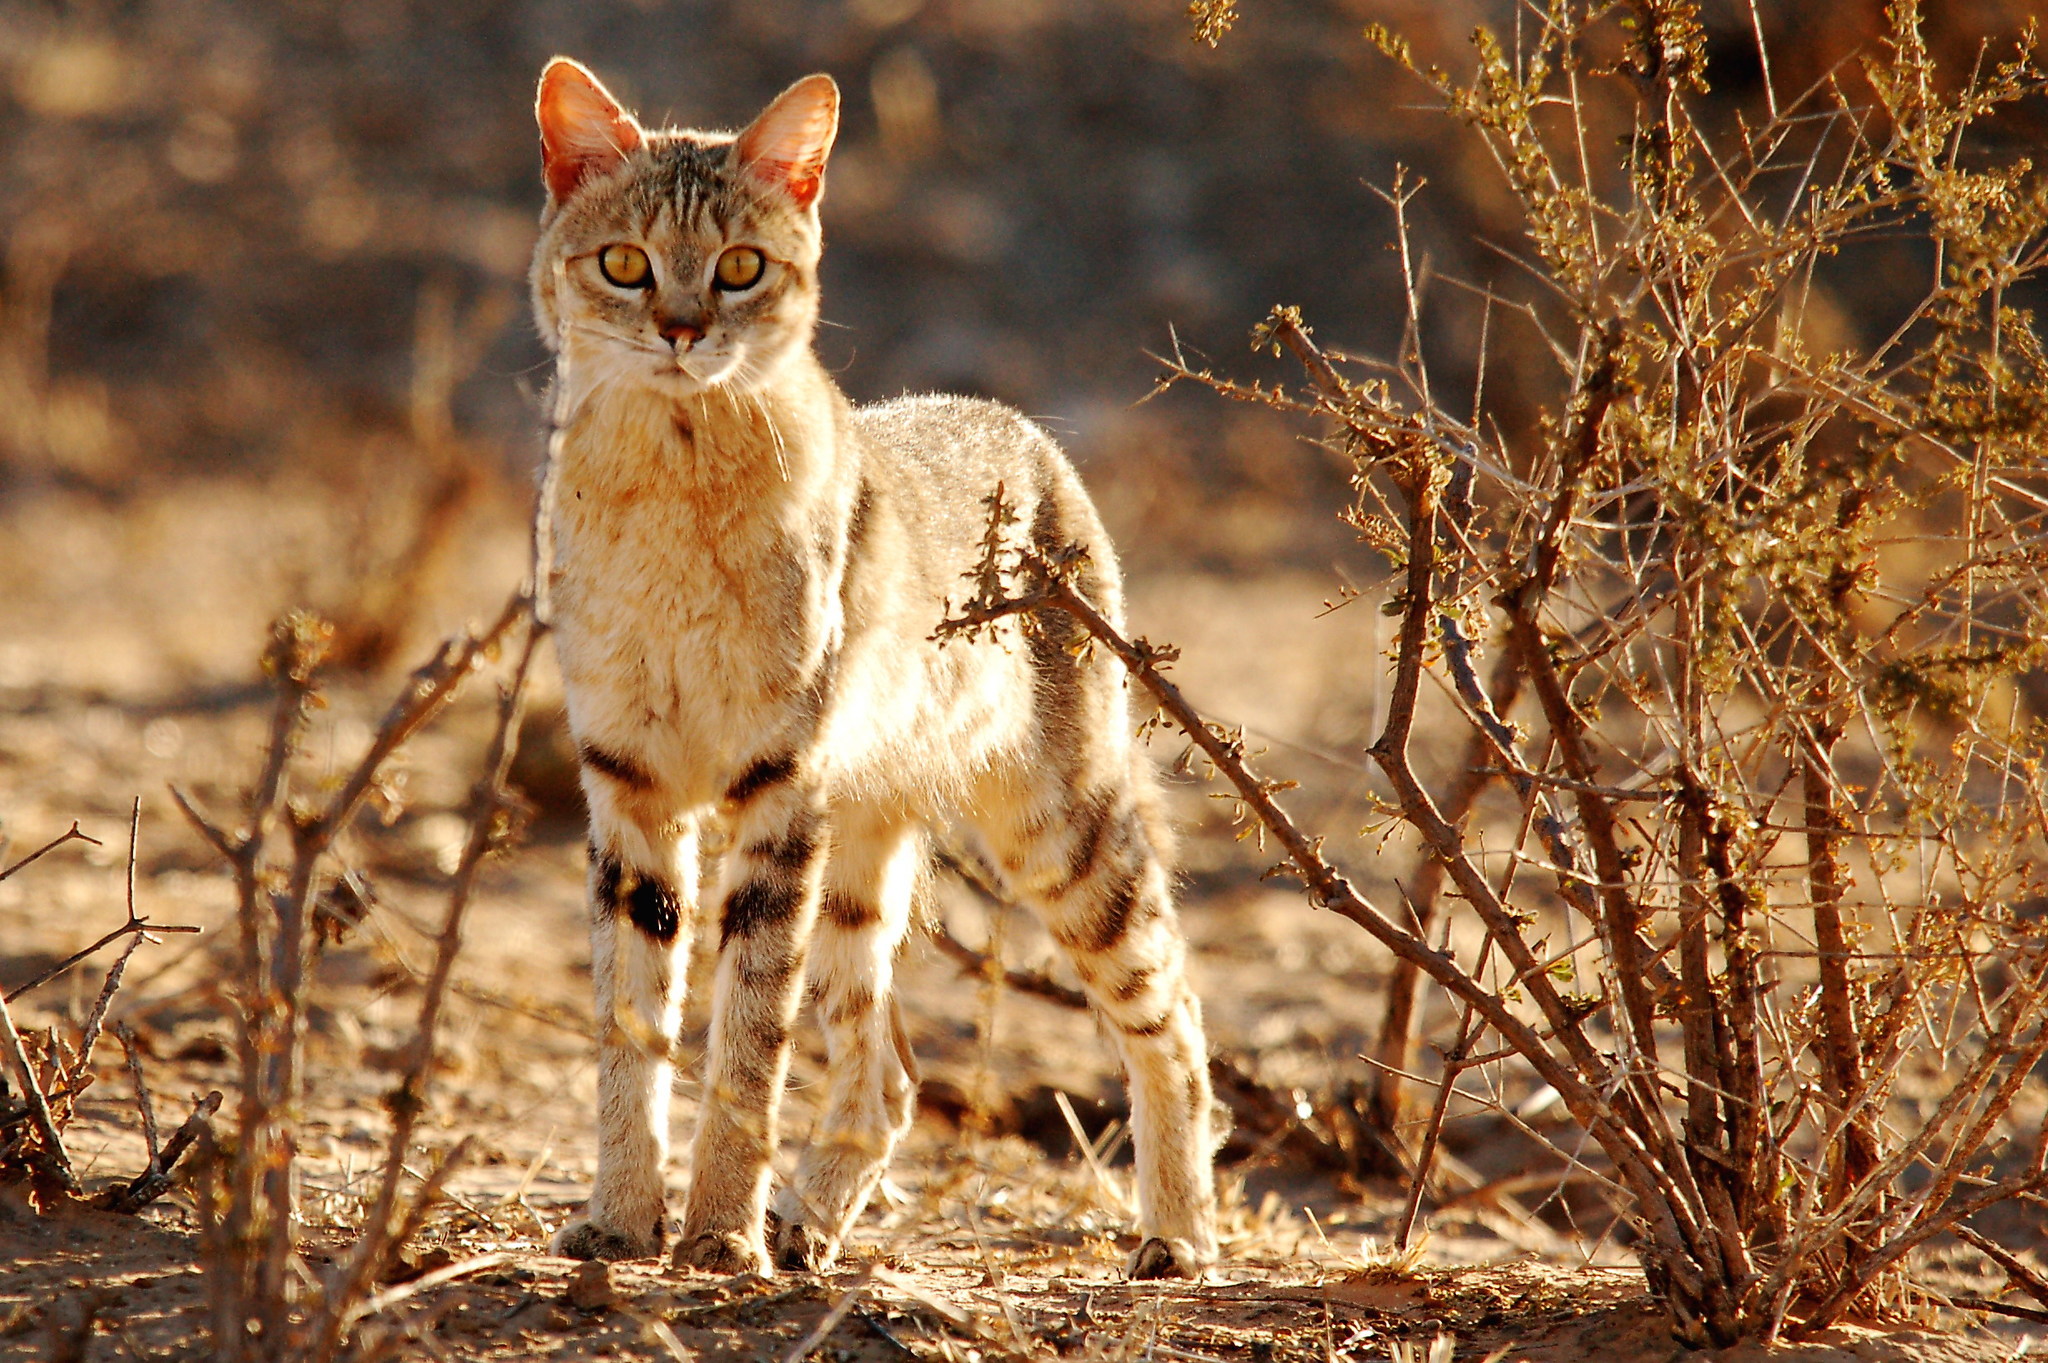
549,386,841,801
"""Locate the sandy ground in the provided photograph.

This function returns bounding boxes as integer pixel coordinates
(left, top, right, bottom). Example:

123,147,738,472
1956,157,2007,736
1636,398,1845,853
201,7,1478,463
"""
0,482,2030,1360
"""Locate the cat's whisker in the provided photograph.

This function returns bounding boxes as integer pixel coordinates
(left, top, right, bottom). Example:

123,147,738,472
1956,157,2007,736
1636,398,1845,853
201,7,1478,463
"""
564,319,672,358
748,389,792,482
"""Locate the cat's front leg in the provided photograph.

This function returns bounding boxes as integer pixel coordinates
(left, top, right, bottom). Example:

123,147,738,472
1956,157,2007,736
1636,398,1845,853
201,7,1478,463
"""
771,809,922,1272
674,758,829,1276
553,780,697,1262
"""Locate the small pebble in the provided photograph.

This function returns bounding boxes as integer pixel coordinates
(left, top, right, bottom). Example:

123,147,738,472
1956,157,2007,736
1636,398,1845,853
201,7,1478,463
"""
565,1261,617,1313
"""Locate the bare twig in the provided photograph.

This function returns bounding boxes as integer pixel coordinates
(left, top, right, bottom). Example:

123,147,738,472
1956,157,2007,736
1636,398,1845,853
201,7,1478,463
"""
98,1089,223,1214
116,1023,160,1165
304,600,548,1363
347,1251,513,1324
1950,1296,2048,1326
1954,1224,2048,1311
1395,934,1497,1251
3,916,202,1006
0,821,99,883
927,917,1089,1012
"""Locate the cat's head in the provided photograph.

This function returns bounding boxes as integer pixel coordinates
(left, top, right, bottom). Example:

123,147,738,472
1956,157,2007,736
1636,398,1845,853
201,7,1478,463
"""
530,59,838,398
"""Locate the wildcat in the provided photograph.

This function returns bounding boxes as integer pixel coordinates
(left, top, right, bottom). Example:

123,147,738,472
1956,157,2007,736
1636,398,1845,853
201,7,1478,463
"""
530,58,1218,1279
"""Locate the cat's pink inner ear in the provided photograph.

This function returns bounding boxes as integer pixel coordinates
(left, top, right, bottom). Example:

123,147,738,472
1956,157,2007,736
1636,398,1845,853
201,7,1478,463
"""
735,75,840,210
537,58,645,204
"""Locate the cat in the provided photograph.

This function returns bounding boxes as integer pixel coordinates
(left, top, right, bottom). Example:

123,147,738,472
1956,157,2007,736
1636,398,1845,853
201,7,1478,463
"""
530,57,1219,1280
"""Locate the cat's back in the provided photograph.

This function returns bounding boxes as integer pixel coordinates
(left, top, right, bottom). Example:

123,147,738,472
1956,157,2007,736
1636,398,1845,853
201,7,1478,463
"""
849,393,1112,562
852,392,1057,488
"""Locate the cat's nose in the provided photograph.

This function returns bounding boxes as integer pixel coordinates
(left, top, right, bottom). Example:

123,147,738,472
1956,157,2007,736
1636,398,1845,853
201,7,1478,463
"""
656,313,706,348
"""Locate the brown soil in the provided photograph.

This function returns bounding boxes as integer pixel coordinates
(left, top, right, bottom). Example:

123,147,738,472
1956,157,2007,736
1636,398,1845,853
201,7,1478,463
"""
0,487,2026,1360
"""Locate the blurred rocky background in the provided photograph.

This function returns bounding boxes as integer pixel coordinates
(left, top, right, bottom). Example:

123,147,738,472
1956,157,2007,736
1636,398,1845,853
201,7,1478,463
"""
5,0,2041,585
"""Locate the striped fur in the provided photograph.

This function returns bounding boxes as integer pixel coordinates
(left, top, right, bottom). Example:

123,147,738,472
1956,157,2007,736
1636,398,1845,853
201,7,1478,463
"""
533,60,1218,1278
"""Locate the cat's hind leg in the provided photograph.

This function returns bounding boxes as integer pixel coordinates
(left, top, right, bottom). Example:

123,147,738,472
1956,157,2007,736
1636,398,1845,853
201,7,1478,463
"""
979,767,1219,1279
675,763,829,1275
554,766,697,1262
771,809,921,1271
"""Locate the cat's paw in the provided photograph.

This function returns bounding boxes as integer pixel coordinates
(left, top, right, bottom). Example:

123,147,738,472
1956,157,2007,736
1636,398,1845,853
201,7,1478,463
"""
552,1215,667,1262
1125,1236,1211,1281
771,1217,837,1273
671,1230,771,1277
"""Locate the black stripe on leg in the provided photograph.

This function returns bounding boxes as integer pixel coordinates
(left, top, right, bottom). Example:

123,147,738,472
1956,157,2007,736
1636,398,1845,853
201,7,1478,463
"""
726,753,798,805
579,741,655,790
1058,870,1143,955
720,877,803,949
746,810,821,872
589,844,680,942
1049,795,1119,898
1113,1012,1172,1038
591,845,625,911
821,890,877,930
1110,966,1157,1003
626,874,682,942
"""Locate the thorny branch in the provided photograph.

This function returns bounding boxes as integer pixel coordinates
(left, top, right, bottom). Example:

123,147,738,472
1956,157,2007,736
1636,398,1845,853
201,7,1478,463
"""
937,492,1714,1295
1091,3,2048,1341
2,806,198,1007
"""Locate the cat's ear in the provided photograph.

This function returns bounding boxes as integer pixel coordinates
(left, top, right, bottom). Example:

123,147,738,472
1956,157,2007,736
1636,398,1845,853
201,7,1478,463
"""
537,58,645,204
734,75,839,210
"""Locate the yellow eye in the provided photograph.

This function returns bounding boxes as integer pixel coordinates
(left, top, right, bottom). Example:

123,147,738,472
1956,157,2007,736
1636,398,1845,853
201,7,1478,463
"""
598,244,651,288
715,245,765,291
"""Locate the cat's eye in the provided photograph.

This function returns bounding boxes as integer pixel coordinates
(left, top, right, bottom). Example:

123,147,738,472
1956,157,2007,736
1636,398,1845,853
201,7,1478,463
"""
598,244,652,288
715,246,765,291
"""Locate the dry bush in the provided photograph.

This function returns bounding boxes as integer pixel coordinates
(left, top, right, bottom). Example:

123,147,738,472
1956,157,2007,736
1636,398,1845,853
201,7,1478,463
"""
170,450,555,1358
958,0,2048,1345
0,810,214,1216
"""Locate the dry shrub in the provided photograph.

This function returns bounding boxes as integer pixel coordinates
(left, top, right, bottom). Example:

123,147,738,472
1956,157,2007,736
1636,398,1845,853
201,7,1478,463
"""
0,812,213,1217
961,0,2048,1345
173,442,554,1358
